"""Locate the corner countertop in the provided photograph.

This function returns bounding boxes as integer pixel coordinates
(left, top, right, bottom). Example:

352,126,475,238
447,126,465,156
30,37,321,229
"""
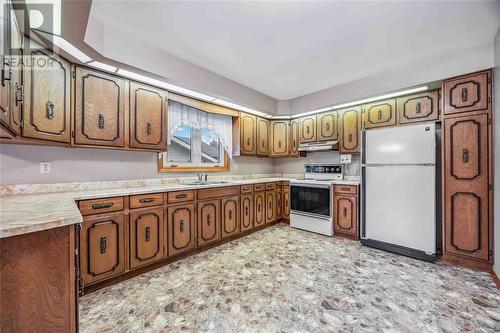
0,177,360,239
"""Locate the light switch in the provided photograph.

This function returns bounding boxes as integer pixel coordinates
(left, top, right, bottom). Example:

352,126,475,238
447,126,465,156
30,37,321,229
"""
340,154,352,164
40,162,51,174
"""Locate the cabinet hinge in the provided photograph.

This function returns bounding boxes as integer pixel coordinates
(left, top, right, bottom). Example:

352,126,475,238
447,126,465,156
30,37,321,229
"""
72,70,76,79
19,120,23,128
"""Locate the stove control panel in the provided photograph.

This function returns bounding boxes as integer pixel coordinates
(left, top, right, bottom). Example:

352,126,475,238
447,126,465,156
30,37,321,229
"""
304,164,343,180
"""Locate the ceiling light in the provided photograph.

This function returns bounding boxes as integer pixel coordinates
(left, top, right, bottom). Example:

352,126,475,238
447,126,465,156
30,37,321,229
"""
212,99,269,118
32,30,92,63
87,61,117,72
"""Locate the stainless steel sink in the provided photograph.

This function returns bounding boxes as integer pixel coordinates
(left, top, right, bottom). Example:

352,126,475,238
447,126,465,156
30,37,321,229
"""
182,181,230,186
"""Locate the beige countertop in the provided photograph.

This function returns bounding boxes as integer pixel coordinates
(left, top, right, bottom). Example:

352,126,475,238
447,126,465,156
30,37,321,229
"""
0,177,360,239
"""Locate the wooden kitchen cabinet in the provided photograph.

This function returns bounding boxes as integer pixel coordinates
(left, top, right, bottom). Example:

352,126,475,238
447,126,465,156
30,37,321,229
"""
257,117,269,156
166,203,196,256
340,106,361,153
129,81,168,150
362,98,396,129
240,194,254,231
197,199,221,246
74,67,126,148
275,186,282,220
282,184,290,222
239,112,257,155
443,70,491,116
269,120,289,157
221,196,240,238
289,118,300,157
443,113,492,266
129,207,164,269
254,191,265,227
299,115,316,143
397,89,440,125
334,194,358,240
80,213,126,285
265,190,276,224
316,111,338,141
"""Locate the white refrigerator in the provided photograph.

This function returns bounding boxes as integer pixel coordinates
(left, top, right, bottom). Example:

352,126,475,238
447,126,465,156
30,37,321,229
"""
361,123,437,262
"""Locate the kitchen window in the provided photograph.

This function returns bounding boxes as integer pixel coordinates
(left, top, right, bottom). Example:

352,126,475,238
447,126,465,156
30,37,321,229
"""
159,100,232,172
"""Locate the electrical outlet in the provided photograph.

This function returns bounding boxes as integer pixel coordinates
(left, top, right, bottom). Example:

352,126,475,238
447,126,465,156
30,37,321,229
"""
340,154,352,164
40,162,51,174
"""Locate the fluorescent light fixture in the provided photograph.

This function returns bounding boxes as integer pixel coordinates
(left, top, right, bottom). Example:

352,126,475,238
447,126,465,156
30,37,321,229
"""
212,99,269,117
87,61,117,73
293,106,333,118
48,35,92,63
117,69,167,87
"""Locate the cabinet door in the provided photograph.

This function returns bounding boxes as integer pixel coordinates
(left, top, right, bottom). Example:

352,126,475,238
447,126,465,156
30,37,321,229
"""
334,195,358,238
23,50,71,143
240,194,254,231
6,8,21,136
0,66,11,134
167,204,195,256
289,119,300,157
197,199,221,246
221,196,240,238
80,213,126,285
443,70,490,116
275,187,282,220
269,120,289,156
240,112,256,155
129,207,164,269
316,111,338,141
256,117,269,156
300,115,316,143
254,192,265,227
282,185,290,220
265,190,276,224
443,114,490,261
362,99,396,129
129,82,167,150
340,107,361,153
397,90,440,125
74,67,126,147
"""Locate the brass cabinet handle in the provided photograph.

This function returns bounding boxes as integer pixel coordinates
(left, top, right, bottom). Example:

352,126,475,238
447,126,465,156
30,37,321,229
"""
258,203,261,212
245,206,249,216
46,101,55,120
462,148,470,163
326,123,330,131
229,210,232,220
293,139,296,148
262,140,265,148
416,102,421,114
306,126,310,134
377,110,382,120
139,198,154,203
98,113,105,129
146,122,152,135
145,226,151,242
179,219,184,232
348,134,353,142
341,187,350,191
207,214,211,226
99,236,107,254
247,138,250,146
175,193,187,199
343,207,347,217
278,140,282,148
15,82,23,106
268,201,272,210
462,88,468,102
92,202,113,210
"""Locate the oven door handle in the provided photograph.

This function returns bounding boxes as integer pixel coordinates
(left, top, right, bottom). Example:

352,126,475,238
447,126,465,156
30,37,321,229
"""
290,182,332,189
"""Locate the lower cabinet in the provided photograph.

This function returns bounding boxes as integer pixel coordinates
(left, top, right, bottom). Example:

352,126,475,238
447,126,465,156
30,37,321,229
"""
282,185,290,221
80,213,126,285
221,196,240,238
254,191,266,227
275,186,282,220
240,194,254,231
129,207,164,269
333,185,359,240
197,199,221,246
265,190,276,223
166,204,196,256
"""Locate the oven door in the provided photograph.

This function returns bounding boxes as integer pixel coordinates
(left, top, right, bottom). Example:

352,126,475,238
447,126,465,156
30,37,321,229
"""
290,182,332,219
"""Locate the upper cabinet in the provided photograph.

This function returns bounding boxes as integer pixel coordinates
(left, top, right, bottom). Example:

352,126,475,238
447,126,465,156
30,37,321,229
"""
22,50,71,143
299,115,316,143
316,111,338,142
129,81,168,150
256,117,269,156
239,112,256,155
269,120,289,157
443,70,491,116
289,118,300,157
362,98,396,129
397,90,440,125
74,67,126,148
340,106,361,153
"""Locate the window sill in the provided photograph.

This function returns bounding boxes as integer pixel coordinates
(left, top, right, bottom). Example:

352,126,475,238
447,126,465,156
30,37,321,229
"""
158,152,230,173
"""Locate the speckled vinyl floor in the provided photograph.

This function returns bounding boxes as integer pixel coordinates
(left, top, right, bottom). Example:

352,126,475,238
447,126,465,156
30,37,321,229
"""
79,224,500,333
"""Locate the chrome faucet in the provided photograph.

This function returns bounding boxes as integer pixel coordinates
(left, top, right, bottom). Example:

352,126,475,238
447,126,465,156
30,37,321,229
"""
196,173,208,183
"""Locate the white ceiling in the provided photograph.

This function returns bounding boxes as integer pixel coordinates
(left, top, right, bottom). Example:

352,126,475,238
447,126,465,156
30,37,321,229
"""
89,1,500,100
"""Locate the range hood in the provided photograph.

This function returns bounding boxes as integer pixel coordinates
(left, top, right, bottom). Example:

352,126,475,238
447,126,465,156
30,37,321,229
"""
298,140,339,152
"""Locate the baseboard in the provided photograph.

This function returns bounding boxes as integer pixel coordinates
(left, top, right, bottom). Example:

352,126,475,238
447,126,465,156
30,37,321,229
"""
442,253,493,272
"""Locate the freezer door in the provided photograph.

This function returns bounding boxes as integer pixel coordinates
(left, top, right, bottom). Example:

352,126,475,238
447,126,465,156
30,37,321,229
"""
363,123,435,165
362,165,436,254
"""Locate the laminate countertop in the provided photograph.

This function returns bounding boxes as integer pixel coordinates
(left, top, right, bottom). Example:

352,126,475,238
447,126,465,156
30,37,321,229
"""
0,177,360,239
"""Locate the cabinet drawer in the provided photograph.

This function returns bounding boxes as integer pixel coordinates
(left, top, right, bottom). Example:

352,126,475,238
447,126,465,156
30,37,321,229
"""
265,183,276,190
334,185,358,195
129,193,163,209
240,185,253,194
79,197,124,216
197,186,239,200
253,183,266,192
166,190,195,204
